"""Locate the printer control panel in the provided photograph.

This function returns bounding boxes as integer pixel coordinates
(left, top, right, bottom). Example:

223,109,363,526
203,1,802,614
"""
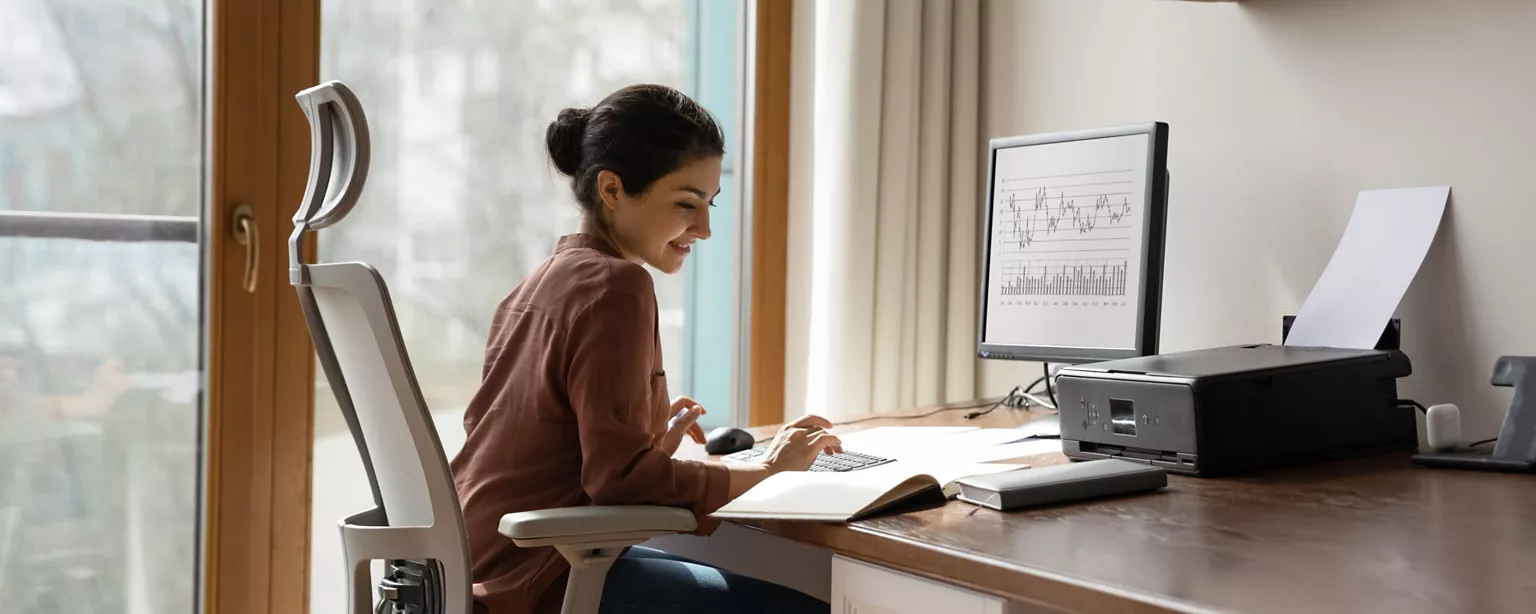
1057,375,1199,472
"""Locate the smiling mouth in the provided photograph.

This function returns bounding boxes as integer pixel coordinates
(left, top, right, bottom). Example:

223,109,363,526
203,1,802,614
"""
669,241,693,254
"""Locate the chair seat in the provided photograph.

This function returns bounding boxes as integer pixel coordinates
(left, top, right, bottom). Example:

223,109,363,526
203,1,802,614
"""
499,505,696,545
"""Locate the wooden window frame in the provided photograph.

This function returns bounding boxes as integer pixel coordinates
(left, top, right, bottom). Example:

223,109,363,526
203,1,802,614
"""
748,0,794,427
203,0,319,612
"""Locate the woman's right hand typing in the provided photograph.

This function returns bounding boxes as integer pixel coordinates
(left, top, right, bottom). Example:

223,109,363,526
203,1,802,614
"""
759,414,844,474
723,414,845,501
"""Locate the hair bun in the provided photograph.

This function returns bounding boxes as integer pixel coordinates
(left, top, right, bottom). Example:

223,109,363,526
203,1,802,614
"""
546,107,592,177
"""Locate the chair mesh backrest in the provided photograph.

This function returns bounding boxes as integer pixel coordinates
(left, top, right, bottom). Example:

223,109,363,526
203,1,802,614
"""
304,262,460,528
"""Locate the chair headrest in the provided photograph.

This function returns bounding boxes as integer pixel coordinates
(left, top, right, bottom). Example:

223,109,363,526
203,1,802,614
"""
294,80,371,231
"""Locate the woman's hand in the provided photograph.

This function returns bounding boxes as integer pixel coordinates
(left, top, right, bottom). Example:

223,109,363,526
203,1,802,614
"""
659,396,708,456
759,414,843,474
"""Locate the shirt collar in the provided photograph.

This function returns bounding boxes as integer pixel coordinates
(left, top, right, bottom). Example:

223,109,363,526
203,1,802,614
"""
555,233,623,259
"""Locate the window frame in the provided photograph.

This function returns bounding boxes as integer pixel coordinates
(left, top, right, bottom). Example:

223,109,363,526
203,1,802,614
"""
744,0,793,427
202,1,319,613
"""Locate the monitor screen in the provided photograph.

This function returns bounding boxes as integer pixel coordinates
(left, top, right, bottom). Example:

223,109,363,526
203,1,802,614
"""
978,123,1167,363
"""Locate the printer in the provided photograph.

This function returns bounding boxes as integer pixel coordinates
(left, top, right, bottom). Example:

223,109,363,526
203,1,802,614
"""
1054,344,1415,477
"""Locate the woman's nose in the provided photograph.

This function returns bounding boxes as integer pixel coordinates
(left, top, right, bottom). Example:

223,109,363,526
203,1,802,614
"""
693,207,713,241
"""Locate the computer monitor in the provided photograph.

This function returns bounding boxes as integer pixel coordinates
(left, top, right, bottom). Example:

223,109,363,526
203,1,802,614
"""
977,122,1168,364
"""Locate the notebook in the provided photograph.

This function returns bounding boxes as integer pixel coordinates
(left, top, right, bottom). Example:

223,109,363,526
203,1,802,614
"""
711,462,1023,522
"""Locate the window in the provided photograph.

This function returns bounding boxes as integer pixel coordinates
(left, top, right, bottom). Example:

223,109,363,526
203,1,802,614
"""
0,1,205,612
683,0,744,432
310,1,746,610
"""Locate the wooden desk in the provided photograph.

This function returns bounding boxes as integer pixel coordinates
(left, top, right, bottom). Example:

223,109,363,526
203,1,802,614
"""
674,405,1536,614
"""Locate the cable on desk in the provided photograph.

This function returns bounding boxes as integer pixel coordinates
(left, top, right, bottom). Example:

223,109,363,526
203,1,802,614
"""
970,373,1060,420
1396,399,1428,413
832,398,1000,426
1004,375,1047,409
1469,437,1498,448
964,386,1021,420
844,371,1061,425
1019,391,1056,411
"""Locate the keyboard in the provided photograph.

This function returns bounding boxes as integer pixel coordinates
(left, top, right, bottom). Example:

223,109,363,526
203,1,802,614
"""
722,447,896,472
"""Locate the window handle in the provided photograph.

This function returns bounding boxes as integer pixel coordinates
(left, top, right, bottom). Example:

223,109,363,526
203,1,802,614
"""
231,204,258,293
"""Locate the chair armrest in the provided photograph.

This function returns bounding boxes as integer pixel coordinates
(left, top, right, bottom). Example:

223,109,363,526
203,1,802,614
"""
499,506,697,548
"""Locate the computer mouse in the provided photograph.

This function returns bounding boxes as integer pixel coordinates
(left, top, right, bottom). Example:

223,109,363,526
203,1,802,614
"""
705,427,756,455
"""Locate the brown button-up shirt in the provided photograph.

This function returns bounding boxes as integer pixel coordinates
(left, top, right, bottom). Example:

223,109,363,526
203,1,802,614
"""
450,234,730,614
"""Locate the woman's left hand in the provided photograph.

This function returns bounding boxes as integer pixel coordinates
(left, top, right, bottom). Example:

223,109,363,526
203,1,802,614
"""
660,396,708,456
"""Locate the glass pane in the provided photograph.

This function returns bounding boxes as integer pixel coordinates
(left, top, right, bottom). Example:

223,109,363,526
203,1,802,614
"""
0,0,204,218
683,0,742,431
0,1,206,613
313,1,737,611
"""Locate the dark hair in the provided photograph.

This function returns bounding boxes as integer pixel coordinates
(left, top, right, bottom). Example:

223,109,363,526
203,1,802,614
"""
546,84,725,218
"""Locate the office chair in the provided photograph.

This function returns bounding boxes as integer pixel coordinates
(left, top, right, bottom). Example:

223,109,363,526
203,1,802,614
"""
291,81,698,614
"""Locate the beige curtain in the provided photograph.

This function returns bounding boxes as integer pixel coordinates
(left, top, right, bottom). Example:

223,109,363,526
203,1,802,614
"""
794,0,981,419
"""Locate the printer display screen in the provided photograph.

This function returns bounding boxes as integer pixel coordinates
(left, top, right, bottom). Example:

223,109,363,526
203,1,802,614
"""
1111,398,1137,436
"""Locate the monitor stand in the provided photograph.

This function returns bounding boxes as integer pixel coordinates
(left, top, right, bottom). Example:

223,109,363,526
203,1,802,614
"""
1413,356,1536,473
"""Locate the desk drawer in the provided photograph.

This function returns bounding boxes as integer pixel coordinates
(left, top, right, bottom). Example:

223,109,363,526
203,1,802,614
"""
832,556,1006,614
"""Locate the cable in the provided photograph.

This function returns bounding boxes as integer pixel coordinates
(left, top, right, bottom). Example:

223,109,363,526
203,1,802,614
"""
847,374,1060,426
1469,437,1498,448
1019,391,1056,411
832,398,999,426
1044,362,1057,407
1023,374,1047,392
965,386,1021,420
1004,375,1048,409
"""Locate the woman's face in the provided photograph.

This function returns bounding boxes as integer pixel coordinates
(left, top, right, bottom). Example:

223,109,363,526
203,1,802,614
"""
600,156,721,274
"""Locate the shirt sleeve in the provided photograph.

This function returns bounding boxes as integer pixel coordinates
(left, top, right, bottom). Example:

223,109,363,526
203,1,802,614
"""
566,288,730,530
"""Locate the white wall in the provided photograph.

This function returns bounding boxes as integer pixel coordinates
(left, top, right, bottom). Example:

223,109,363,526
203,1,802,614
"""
979,0,1536,440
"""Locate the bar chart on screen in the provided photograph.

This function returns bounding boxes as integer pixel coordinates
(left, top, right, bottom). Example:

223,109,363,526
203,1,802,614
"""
999,260,1128,297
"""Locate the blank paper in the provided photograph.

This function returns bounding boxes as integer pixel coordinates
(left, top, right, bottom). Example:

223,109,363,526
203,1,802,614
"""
1284,187,1449,350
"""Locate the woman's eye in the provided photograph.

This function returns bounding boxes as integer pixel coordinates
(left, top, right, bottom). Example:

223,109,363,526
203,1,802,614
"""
677,202,698,210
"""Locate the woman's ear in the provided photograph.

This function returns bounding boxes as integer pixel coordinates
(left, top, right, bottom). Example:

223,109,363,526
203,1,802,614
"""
596,169,626,213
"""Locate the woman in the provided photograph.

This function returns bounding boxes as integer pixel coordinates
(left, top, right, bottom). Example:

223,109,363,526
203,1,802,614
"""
451,84,838,614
